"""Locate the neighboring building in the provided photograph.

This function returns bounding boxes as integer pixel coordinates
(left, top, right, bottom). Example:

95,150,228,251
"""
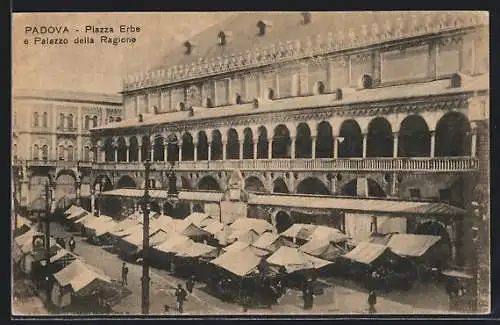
12,89,123,208
90,12,487,309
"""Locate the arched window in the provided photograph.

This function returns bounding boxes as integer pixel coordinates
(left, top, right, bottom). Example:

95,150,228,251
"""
109,116,114,123
58,145,65,160
33,112,39,127
42,112,48,128
92,116,98,127
33,145,39,160
59,113,65,128
83,146,90,161
67,145,74,161
68,114,74,129
84,115,90,129
115,117,122,122
42,145,48,160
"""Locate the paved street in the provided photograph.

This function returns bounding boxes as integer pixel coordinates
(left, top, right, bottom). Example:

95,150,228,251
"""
48,221,450,315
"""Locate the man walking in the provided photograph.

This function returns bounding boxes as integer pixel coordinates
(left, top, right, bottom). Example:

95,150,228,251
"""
302,277,314,310
368,290,377,314
68,236,76,253
186,275,195,294
175,283,187,313
121,262,129,286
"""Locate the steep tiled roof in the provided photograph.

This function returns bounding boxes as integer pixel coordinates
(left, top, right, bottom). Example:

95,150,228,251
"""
150,11,482,71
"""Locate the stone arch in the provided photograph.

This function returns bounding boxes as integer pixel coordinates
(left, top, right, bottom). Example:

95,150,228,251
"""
197,131,209,161
295,123,312,158
367,117,393,157
211,130,223,160
117,137,127,162
272,124,291,159
415,221,452,268
296,177,331,195
153,135,165,161
117,175,137,189
226,128,240,160
182,133,195,161
197,175,221,191
435,112,471,157
244,176,267,193
129,136,139,162
242,128,253,159
141,136,150,162
93,174,113,192
398,115,431,157
257,126,269,159
339,119,363,158
316,121,333,158
272,210,293,233
166,133,179,162
272,177,289,193
56,168,76,180
341,178,386,198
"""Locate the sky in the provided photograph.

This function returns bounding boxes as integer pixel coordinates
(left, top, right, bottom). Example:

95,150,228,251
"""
12,12,232,94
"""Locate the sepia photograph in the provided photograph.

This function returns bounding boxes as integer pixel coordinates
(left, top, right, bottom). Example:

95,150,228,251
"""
11,11,490,316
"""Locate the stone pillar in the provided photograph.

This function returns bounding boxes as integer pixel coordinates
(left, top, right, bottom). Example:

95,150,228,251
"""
311,136,317,159
362,133,367,158
178,144,183,161
430,131,436,158
77,106,82,160
150,147,154,161
164,144,168,162
471,128,477,158
428,41,438,80
90,190,96,215
290,137,296,159
138,145,142,162
239,142,244,160
268,139,273,159
126,146,130,162
193,143,198,161
222,141,227,160
393,132,399,158
114,147,118,162
333,137,339,159
253,139,258,160
208,142,212,161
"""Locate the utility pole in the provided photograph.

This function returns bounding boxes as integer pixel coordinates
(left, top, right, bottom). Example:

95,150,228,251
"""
44,180,52,305
141,159,151,314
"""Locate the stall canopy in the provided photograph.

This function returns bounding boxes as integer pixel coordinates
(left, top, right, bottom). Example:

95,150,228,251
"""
230,218,274,235
299,239,346,261
170,219,211,238
281,224,317,241
309,226,349,243
40,248,80,266
343,242,392,265
150,215,174,230
223,240,250,253
155,235,193,254
67,210,90,222
386,234,442,257
109,219,141,237
175,242,218,258
185,213,215,228
251,232,285,254
84,216,115,236
203,220,225,236
367,233,395,245
100,188,224,203
122,226,165,248
227,228,260,244
210,246,262,277
65,205,88,218
53,260,111,293
265,246,332,274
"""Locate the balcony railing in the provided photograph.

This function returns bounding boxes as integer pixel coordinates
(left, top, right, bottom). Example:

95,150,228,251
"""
93,157,479,172
56,126,78,133
12,159,92,168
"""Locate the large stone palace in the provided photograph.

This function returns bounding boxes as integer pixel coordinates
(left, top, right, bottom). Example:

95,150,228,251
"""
12,89,123,207
14,12,489,281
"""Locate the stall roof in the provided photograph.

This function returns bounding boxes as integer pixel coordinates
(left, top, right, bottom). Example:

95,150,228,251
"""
203,220,225,235
228,228,260,244
110,219,142,237
252,232,280,250
175,242,218,258
64,205,82,216
280,224,317,240
249,195,467,216
185,212,214,227
101,189,223,202
387,234,441,257
68,211,89,221
171,219,211,238
15,229,41,246
343,242,390,265
230,218,274,234
266,246,332,273
210,247,262,277
150,215,175,230
155,235,193,254
309,226,349,243
224,240,250,253
149,230,171,247
40,248,81,265
53,260,111,293
123,226,164,247
441,269,474,279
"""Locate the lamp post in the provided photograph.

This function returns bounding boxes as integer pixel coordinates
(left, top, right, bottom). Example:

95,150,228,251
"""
75,161,81,207
141,159,151,315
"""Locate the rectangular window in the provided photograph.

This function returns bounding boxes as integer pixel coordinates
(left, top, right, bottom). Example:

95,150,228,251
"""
245,76,258,101
278,72,294,98
308,63,328,94
215,79,230,106
330,59,349,90
381,45,429,83
437,42,461,76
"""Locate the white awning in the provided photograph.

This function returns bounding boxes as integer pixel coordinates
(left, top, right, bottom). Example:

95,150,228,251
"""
387,234,441,257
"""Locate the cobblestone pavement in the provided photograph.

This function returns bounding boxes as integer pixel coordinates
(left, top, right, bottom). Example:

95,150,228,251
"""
12,278,48,316
46,222,451,315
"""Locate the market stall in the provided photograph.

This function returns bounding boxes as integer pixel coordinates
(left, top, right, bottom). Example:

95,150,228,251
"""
184,212,216,228
171,241,218,279
117,225,167,261
148,235,194,270
229,217,274,235
250,232,286,256
280,223,318,246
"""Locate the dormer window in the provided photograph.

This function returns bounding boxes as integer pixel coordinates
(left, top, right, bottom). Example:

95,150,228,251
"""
301,12,311,24
184,41,194,55
257,20,271,36
218,31,231,46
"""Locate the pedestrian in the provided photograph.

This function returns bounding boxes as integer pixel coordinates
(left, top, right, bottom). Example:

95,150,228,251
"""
121,262,129,286
59,237,66,249
302,277,314,310
68,236,76,253
368,290,377,314
175,283,187,313
186,275,195,293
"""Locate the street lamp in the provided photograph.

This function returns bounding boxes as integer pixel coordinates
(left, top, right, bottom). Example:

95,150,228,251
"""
75,160,81,207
